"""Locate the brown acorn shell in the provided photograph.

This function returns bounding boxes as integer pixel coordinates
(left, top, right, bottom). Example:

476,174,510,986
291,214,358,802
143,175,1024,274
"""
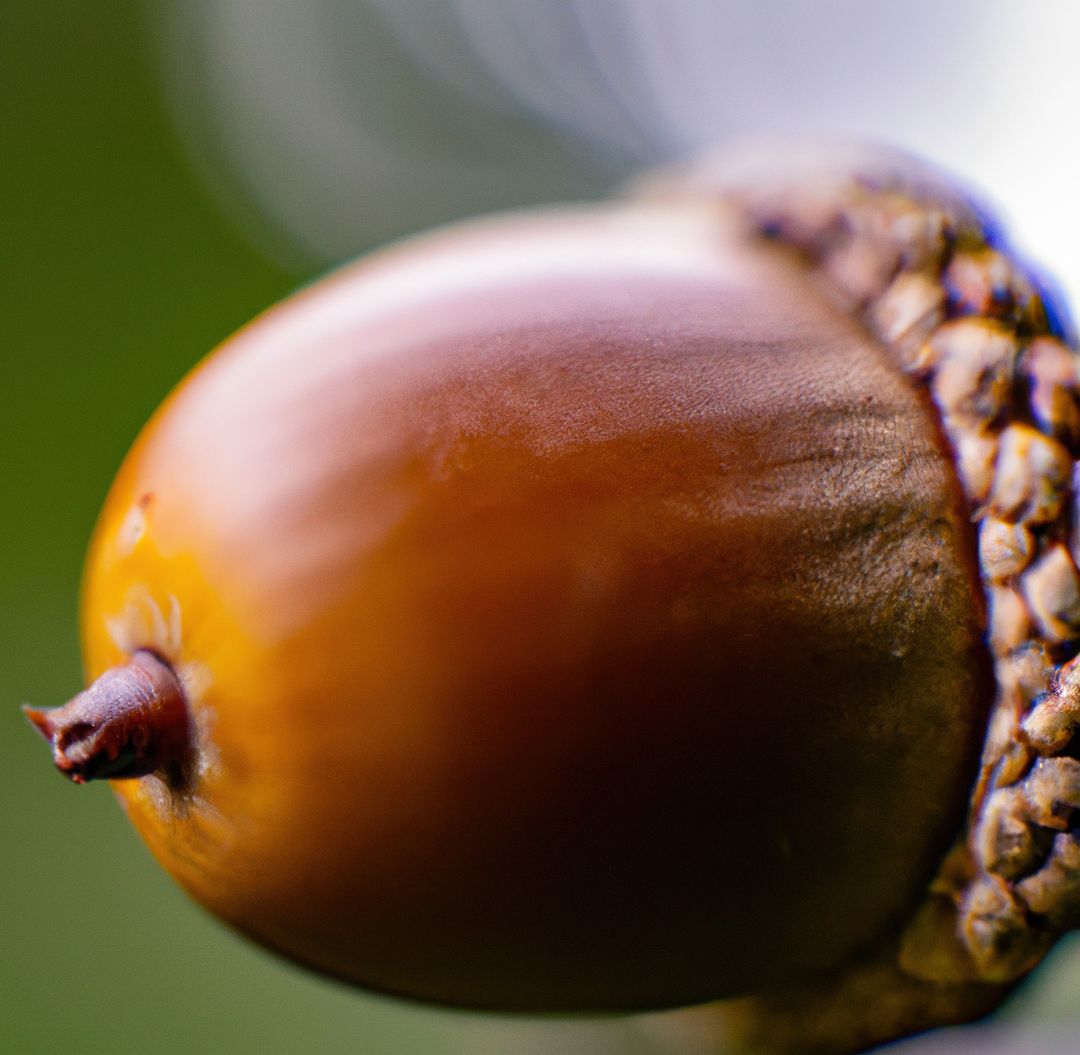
80,199,992,1013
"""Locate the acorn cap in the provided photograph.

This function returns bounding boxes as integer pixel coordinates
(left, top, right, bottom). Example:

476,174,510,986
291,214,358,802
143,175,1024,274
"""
636,141,1080,1052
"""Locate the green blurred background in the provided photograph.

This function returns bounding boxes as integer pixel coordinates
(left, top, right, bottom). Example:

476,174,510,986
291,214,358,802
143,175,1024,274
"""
2,2,1079,1053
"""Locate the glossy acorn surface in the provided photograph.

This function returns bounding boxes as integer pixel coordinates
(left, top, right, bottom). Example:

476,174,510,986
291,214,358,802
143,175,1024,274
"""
63,198,994,1014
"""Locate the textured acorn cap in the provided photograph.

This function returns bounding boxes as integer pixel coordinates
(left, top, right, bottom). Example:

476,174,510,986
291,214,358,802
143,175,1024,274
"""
634,141,1080,1053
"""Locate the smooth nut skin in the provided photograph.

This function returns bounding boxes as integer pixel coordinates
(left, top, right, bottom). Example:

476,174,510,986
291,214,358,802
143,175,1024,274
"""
81,202,992,1011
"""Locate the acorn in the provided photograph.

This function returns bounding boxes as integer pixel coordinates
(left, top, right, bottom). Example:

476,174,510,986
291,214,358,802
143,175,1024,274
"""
25,143,1080,1054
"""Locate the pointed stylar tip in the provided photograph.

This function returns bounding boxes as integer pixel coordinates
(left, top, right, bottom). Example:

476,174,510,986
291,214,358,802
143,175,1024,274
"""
21,653,192,786
22,704,57,745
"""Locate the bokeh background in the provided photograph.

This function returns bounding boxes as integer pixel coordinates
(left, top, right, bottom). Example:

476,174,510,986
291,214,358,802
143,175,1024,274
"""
3,1,1079,1053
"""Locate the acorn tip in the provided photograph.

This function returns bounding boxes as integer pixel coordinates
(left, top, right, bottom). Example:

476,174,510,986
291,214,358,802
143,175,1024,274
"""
22,653,192,786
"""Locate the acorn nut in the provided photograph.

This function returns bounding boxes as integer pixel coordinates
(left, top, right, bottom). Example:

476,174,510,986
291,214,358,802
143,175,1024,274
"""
25,142,1080,1054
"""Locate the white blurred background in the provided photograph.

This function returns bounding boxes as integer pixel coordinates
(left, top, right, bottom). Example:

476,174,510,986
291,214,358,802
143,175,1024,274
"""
164,0,1080,307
